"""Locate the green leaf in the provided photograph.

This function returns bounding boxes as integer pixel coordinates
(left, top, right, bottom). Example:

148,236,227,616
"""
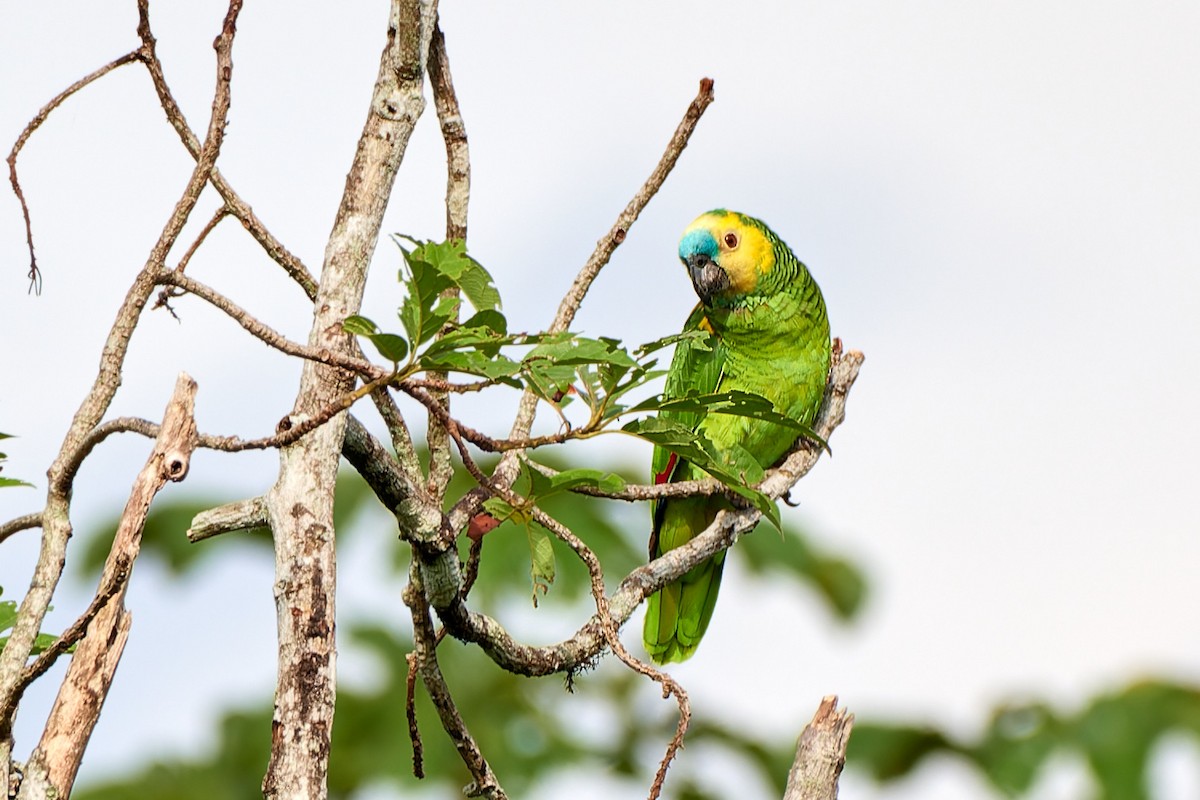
397,243,456,347
847,723,954,781
628,390,828,452
0,598,15,633
461,309,507,334
342,316,409,365
341,315,380,337
0,433,32,488
526,521,555,605
0,596,74,656
633,329,712,358
482,497,517,522
365,333,408,364
0,477,34,489
521,360,578,402
421,239,501,313
420,350,524,382
970,703,1061,795
524,336,638,369
621,417,780,529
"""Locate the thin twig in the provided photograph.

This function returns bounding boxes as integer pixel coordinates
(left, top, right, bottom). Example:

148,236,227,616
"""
0,513,42,545
404,652,425,779
135,0,318,299
153,206,230,314
156,271,382,378
0,0,242,742
404,565,508,799
526,507,690,800
488,77,716,497
424,15,470,505
6,50,142,294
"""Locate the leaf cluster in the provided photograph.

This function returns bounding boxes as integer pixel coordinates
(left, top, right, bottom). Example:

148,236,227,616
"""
344,239,825,551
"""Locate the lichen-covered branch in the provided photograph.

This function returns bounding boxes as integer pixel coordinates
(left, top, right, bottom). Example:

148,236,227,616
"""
259,0,438,796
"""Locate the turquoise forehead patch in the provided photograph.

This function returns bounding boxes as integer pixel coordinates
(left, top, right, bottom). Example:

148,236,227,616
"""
678,228,718,262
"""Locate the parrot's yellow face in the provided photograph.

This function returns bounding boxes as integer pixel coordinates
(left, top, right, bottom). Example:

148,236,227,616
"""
679,210,777,298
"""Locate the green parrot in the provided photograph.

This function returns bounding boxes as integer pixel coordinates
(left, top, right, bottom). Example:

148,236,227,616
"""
642,209,831,664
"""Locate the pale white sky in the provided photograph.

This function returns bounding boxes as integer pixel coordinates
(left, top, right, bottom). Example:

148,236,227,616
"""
3,2,1200,798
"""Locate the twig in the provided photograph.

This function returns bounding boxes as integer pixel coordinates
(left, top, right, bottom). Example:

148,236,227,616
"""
0,513,42,545
0,0,242,744
527,507,690,800
404,565,508,799
13,373,198,800
424,15,470,505
156,271,383,378
6,50,142,293
135,0,319,299
404,652,425,779
523,457,731,502
489,77,716,493
154,206,230,314
782,696,854,800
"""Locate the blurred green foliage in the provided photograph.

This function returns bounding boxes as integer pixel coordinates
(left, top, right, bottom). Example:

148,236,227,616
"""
69,454,1200,799
851,681,1200,799
72,452,861,800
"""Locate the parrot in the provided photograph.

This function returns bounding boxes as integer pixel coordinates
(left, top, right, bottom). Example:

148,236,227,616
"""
642,209,831,664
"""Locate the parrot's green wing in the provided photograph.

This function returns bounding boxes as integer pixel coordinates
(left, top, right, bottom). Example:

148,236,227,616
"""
644,303,729,664
648,302,727,556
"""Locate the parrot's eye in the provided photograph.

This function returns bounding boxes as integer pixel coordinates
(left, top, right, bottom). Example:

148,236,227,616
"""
723,232,739,249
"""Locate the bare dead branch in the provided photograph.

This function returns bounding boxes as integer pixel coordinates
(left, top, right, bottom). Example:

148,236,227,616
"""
783,696,854,800
6,50,141,293
156,271,382,378
490,77,716,494
0,0,243,743
135,0,318,299
13,373,198,800
424,16,470,506
186,496,268,543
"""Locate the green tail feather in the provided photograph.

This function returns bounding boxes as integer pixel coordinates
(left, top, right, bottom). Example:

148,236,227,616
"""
643,494,727,664
644,552,726,664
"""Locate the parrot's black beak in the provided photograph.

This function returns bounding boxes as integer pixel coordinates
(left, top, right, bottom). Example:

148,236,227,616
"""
686,253,730,305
